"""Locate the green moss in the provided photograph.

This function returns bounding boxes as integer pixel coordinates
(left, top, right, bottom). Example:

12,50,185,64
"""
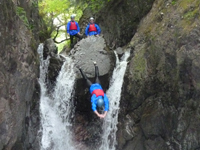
183,7,199,20
132,48,147,80
144,25,153,37
179,0,199,10
16,7,31,29
177,0,200,33
171,0,177,5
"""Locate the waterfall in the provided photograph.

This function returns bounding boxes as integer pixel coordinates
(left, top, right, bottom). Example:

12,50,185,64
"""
100,50,130,150
38,44,76,150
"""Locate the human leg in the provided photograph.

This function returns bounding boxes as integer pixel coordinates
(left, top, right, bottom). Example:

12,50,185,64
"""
74,34,82,43
79,68,92,87
74,33,82,40
70,35,74,48
94,62,101,84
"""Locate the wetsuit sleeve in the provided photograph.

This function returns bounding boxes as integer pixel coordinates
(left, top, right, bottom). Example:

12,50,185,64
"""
91,94,97,111
85,25,89,36
66,22,70,34
96,24,101,35
76,22,80,32
103,94,109,111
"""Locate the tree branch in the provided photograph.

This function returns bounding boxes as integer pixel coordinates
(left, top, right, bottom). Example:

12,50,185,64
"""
53,38,70,44
53,25,63,41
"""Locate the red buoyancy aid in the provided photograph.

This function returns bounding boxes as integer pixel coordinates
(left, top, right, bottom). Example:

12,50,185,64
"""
89,24,97,32
91,89,104,97
70,22,77,30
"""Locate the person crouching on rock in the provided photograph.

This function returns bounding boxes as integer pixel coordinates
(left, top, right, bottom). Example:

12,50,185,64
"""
85,17,101,37
66,14,82,48
78,61,109,119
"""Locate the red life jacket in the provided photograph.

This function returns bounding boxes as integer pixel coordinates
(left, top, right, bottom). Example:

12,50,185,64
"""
89,24,97,32
70,22,77,30
91,89,104,97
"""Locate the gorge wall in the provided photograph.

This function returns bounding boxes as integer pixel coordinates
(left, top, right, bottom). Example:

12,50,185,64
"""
0,0,40,149
117,0,200,149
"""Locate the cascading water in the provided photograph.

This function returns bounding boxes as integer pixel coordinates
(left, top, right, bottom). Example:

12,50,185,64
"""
100,50,130,150
37,44,77,150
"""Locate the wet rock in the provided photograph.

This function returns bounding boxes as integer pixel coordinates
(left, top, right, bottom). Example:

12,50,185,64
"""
43,38,58,59
43,38,64,89
115,47,124,58
73,113,103,150
48,57,63,87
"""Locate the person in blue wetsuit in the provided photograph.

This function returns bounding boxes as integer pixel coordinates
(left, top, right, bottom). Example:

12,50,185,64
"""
66,15,82,48
79,62,109,119
85,17,101,37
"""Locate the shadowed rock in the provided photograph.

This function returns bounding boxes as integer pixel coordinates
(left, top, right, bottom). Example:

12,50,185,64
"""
43,38,64,89
43,38,58,59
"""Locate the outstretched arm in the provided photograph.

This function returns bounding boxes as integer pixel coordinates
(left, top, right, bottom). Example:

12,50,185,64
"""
94,110,102,118
94,110,107,119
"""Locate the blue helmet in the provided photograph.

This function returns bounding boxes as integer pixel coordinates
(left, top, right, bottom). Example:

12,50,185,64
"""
97,98,104,108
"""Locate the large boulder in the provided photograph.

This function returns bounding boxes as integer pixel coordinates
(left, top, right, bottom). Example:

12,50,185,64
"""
69,36,114,78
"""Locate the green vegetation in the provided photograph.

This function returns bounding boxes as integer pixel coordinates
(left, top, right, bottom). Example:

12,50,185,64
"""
171,0,176,5
16,7,31,29
38,0,111,52
132,48,147,80
183,7,199,20
89,0,111,12
178,0,200,32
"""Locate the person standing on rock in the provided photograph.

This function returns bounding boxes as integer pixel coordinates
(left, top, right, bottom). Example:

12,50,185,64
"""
66,15,82,48
85,17,101,37
78,62,109,119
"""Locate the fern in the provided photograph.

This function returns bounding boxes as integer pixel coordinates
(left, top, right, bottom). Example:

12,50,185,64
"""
16,7,31,29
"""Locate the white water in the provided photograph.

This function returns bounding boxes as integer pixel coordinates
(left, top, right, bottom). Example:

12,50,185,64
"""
38,44,77,150
38,43,130,150
100,50,130,150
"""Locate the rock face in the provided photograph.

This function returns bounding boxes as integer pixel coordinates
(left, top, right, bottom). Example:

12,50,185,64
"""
43,38,64,90
117,0,200,149
79,0,155,48
43,38,58,59
0,0,40,150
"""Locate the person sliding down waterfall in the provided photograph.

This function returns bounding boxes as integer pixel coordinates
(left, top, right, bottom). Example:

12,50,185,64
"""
79,62,109,119
85,17,101,37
